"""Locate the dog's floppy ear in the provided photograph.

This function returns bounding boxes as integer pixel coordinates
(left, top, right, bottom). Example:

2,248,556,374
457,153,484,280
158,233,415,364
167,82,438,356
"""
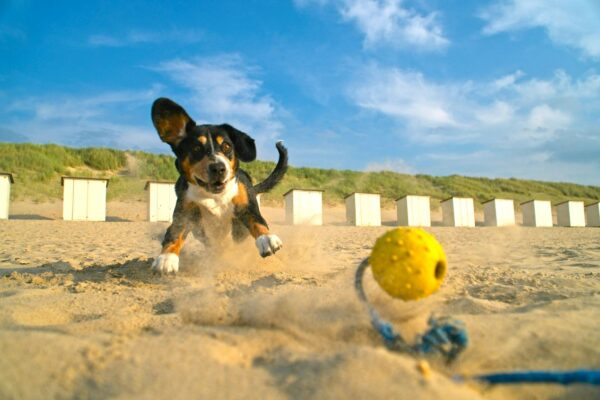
221,124,256,162
151,98,195,146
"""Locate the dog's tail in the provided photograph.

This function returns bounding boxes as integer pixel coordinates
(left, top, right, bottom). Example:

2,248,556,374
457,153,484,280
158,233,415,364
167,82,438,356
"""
254,141,288,194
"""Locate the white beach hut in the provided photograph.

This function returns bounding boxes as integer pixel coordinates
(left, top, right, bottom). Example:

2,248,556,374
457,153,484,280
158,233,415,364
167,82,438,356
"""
585,202,600,227
345,192,381,226
556,201,585,227
396,195,431,227
520,200,553,227
145,181,177,222
62,177,109,221
0,172,14,220
284,189,323,225
440,197,475,227
482,198,515,227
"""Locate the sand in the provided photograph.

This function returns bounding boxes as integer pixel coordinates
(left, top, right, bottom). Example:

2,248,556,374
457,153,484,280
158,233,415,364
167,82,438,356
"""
1,201,599,400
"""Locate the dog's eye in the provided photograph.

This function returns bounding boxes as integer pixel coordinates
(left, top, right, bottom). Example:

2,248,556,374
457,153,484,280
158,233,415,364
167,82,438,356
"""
193,146,204,155
221,142,232,153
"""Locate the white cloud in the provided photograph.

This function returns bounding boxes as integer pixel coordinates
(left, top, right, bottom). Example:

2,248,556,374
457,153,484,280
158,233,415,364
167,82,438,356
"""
154,55,284,146
10,89,160,121
349,65,458,129
526,104,570,132
480,0,600,58
2,55,286,158
4,88,162,150
88,29,203,47
491,70,524,91
349,65,600,182
365,158,414,173
296,0,449,51
350,65,599,143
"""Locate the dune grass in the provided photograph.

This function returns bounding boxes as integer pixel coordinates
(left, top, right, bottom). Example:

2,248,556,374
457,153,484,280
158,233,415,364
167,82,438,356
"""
1,142,599,207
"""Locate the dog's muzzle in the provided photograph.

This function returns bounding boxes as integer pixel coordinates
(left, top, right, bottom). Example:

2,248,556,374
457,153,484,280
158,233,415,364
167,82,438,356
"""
202,161,229,193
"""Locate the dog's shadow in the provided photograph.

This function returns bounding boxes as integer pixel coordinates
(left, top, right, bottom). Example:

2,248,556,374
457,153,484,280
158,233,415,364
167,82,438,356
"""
0,258,164,288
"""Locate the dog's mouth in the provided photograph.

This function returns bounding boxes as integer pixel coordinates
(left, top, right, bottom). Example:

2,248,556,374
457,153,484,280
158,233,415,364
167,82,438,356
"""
195,176,228,193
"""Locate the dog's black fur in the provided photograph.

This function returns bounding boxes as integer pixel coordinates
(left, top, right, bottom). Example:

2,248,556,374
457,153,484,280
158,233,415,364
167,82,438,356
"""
150,97,288,274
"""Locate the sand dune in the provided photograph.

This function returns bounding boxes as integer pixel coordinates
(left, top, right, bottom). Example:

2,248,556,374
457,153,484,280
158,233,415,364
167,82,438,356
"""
0,202,599,399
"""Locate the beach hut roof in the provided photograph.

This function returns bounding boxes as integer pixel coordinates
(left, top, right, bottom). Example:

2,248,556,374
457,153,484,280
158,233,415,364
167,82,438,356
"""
282,188,324,197
481,198,513,204
343,192,380,199
144,180,176,190
394,194,430,201
0,172,14,184
555,200,584,206
61,176,110,187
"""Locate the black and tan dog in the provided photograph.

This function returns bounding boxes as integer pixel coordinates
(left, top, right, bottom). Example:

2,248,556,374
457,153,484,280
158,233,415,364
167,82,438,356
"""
150,98,288,274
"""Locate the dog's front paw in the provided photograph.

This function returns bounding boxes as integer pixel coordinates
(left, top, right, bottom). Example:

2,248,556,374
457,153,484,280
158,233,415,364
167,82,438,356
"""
152,253,179,274
255,234,283,258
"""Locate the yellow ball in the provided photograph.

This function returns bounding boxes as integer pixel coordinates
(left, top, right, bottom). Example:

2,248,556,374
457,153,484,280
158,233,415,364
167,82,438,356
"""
369,228,447,301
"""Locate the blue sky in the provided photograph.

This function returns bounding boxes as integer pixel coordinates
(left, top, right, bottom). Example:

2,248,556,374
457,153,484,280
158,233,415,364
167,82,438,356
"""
1,0,599,185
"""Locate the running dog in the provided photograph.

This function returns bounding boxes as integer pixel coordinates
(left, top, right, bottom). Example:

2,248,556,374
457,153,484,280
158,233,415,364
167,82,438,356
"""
150,97,288,274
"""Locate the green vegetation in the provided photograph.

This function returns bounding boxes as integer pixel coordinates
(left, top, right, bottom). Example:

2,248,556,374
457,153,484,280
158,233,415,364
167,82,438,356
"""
1,142,599,207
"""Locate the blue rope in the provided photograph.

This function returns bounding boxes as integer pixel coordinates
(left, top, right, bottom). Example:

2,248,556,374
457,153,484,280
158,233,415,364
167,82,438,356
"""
468,370,600,385
355,257,600,386
355,257,468,362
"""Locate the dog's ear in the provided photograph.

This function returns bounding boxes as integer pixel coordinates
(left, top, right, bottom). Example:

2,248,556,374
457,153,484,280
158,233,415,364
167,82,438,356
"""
221,124,256,162
151,98,195,146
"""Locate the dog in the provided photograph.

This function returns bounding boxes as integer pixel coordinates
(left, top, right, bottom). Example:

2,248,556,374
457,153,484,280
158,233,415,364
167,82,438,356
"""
150,97,288,274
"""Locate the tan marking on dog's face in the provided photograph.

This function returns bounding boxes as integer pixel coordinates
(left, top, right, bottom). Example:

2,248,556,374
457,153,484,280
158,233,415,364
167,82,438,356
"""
198,135,207,145
215,135,224,145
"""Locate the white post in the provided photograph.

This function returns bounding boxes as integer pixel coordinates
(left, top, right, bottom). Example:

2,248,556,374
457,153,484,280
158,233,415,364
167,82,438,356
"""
284,189,323,225
0,173,13,220
483,199,515,227
556,201,585,227
396,195,431,227
345,193,381,226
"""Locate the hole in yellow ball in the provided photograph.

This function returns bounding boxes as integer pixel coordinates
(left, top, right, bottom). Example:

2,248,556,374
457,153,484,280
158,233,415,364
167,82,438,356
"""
435,261,446,281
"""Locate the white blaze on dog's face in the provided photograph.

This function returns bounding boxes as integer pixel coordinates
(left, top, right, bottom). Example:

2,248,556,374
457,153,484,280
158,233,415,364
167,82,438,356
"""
185,129,235,194
173,125,256,195
151,98,257,195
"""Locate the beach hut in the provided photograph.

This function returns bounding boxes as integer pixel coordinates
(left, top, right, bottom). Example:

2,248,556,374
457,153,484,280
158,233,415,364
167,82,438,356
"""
396,195,431,227
145,181,177,222
556,201,585,227
482,198,515,227
62,177,109,221
585,202,600,227
345,192,381,226
520,200,553,227
284,189,323,225
440,197,475,227
0,172,14,220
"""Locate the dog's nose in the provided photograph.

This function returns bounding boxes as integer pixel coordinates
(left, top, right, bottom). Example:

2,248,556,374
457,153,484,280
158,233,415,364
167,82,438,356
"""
208,162,227,177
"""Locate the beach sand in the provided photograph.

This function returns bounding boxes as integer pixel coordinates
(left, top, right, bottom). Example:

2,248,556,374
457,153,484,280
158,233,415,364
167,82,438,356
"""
1,201,599,399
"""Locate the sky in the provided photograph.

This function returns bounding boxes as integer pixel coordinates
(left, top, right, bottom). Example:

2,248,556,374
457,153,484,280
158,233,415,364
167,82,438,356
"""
1,0,599,185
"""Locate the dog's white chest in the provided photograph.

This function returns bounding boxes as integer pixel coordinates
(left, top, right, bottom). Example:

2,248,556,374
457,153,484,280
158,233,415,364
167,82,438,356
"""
185,179,238,243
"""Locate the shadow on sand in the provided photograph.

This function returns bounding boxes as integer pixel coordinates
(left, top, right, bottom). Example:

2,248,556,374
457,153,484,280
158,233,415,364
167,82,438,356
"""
0,258,162,286
9,214,54,220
